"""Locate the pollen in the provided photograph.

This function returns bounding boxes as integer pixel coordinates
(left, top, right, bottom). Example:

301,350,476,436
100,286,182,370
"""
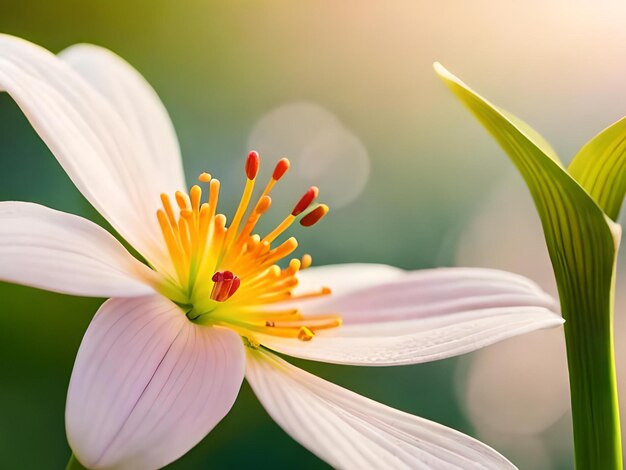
156,152,341,342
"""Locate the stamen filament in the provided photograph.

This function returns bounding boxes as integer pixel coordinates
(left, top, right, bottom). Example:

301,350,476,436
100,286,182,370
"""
155,151,336,343
157,209,187,285
222,175,255,255
160,194,178,228
290,286,332,301
238,237,298,278
178,216,192,259
262,186,318,244
222,195,272,267
207,179,220,221
175,191,190,210
262,214,296,244
190,185,202,216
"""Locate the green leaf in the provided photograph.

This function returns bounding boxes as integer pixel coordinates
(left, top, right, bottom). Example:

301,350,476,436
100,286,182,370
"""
568,117,626,221
434,62,622,470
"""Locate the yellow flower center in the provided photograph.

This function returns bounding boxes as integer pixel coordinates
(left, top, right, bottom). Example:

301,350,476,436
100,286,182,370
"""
155,151,341,342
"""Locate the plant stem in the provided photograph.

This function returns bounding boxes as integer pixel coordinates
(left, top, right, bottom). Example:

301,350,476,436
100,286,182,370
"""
560,264,622,469
433,60,625,469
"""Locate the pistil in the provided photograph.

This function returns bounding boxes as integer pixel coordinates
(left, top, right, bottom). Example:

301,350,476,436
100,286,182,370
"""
210,271,241,302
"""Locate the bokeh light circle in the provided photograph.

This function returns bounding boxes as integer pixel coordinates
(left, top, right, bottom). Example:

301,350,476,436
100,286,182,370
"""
463,328,569,436
247,102,369,209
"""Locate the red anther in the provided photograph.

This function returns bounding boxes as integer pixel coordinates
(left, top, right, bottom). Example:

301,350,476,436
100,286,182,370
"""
272,158,290,180
292,186,319,216
222,270,234,281
212,272,224,282
246,151,260,180
300,204,329,227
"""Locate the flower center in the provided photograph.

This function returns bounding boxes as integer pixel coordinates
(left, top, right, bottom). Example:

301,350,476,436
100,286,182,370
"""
155,151,341,342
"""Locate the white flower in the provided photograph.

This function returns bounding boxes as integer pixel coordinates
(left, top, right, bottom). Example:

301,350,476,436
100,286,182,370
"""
0,35,563,469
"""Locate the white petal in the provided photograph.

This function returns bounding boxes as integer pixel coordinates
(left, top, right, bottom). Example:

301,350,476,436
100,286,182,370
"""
0,201,155,297
246,349,515,469
59,44,185,194
295,263,405,297
260,268,563,365
0,34,183,272
66,295,245,470
300,267,556,321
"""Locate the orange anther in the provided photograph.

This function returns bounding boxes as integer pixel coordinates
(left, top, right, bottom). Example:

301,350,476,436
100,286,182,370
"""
198,172,211,183
256,195,272,214
297,327,314,341
246,151,260,180
292,187,319,216
272,158,290,180
300,204,329,227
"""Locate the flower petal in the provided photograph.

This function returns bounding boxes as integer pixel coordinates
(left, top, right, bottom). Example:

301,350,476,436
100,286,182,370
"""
259,267,563,365
301,267,556,321
246,348,515,469
0,201,155,297
58,43,185,194
294,263,405,298
66,295,245,470
0,34,183,273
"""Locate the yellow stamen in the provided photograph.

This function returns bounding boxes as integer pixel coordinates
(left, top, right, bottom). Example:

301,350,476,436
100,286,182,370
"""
222,178,255,253
154,154,337,342
181,209,198,254
198,204,211,256
290,286,332,301
175,190,190,210
268,315,342,330
301,254,312,269
160,194,178,228
157,209,186,284
262,214,296,245
239,237,298,278
178,216,192,258
190,185,202,215
207,179,220,220
221,195,272,268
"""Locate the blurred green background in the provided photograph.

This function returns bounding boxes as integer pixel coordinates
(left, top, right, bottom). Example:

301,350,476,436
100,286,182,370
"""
1,1,625,468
